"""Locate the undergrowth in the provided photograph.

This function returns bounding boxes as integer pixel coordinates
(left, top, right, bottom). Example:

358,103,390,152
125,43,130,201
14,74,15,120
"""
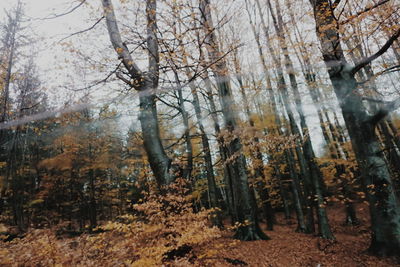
0,179,222,266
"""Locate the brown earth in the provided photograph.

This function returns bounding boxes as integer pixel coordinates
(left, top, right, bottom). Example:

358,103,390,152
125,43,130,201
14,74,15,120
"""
1,203,399,266
198,203,399,267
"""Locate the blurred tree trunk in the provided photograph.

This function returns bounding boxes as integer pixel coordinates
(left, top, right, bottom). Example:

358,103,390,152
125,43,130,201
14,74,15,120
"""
309,0,400,256
199,0,268,240
190,84,222,227
180,45,222,225
268,0,333,239
255,0,316,234
245,1,304,230
0,1,24,215
201,69,236,223
233,50,275,231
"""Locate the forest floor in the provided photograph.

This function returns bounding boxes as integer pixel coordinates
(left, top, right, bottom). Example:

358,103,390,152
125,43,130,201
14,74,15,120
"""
1,203,399,266
199,203,399,266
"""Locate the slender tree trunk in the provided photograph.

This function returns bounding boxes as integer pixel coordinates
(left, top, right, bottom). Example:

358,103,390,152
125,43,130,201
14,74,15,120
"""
294,41,359,226
199,0,268,240
268,0,334,239
255,0,316,234
0,19,17,207
246,3,304,229
187,73,222,227
234,51,275,230
172,70,193,180
88,168,97,230
274,165,291,223
286,150,307,232
168,7,193,181
202,73,236,223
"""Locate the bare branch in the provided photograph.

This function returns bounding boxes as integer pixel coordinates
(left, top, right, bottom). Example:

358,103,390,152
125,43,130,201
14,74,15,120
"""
357,64,400,85
101,0,145,89
341,0,391,25
351,28,400,75
40,0,87,20
20,102,40,111
331,0,341,10
116,72,131,86
156,96,180,111
58,16,104,43
71,62,122,92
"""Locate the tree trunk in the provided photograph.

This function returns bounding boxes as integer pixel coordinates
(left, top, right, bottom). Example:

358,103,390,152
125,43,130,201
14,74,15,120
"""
268,0,334,239
246,3,305,229
188,76,222,227
234,51,275,231
101,0,174,186
202,72,236,223
310,0,400,255
138,93,174,186
255,0,316,234
199,0,268,240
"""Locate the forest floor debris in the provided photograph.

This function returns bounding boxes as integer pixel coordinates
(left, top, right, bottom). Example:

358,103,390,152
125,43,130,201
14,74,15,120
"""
1,203,398,266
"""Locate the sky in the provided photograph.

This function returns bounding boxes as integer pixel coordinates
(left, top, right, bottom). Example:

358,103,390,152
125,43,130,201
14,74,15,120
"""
0,0,92,36
0,0,96,93
1,0,133,104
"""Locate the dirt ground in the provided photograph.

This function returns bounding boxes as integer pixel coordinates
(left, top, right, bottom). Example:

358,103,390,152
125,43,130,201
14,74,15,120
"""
198,203,399,266
1,203,399,266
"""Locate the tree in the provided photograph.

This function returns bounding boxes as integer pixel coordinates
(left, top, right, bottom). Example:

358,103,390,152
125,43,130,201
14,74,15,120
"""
309,0,400,256
101,0,174,187
244,0,306,232
199,0,268,240
266,0,333,239
0,2,44,231
0,1,24,125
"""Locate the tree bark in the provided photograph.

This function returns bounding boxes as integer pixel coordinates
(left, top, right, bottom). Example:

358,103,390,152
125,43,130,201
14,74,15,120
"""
268,0,334,239
101,0,173,186
199,0,268,240
183,61,222,226
309,0,400,255
233,51,275,231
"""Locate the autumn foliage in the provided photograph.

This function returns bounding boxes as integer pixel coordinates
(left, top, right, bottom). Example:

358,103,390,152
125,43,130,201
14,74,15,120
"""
0,179,222,266
1,0,400,265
